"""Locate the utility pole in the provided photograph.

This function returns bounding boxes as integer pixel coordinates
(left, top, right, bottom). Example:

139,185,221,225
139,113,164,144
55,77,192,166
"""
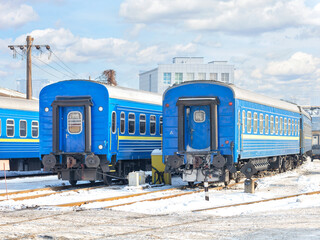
8,36,50,100
26,36,33,100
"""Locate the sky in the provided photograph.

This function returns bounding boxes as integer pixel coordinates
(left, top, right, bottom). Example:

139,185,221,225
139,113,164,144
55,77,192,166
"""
0,0,320,105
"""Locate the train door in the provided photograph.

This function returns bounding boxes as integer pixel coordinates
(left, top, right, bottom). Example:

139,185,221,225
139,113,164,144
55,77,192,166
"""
110,111,118,153
185,105,210,150
61,106,85,152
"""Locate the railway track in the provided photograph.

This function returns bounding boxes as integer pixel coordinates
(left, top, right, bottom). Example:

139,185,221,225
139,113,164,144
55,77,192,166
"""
47,180,246,209
192,190,320,212
0,182,106,202
0,172,56,180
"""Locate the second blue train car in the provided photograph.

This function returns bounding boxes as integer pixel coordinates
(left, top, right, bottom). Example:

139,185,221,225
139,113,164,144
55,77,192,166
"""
0,97,40,171
163,81,312,185
40,80,162,185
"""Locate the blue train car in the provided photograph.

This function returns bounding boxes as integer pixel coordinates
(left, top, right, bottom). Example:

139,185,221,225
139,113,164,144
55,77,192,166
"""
0,97,40,171
163,81,311,185
40,80,162,185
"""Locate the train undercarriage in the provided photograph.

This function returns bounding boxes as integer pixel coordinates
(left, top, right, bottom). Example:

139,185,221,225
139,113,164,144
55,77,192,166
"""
42,153,151,186
165,153,308,186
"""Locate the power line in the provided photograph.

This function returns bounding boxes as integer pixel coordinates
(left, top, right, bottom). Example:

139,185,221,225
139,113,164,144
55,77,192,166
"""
14,50,61,80
49,50,79,77
32,54,75,79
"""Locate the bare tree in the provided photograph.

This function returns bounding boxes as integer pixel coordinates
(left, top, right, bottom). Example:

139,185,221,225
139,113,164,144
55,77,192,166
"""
102,69,117,86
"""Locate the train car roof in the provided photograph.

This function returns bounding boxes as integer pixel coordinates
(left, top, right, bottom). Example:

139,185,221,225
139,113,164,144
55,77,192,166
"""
0,96,39,111
101,82,162,106
50,80,162,106
166,81,310,117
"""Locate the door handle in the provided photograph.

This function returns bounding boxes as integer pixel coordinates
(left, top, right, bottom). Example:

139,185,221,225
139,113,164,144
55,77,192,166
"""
66,133,69,138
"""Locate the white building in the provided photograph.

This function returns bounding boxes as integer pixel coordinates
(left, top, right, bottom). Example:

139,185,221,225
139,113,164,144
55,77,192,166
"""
139,57,234,93
16,79,51,98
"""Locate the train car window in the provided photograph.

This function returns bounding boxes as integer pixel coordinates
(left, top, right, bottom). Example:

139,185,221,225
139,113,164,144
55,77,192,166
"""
194,110,205,123
67,111,82,134
139,114,146,135
298,120,300,135
265,115,269,134
288,119,291,135
253,113,258,134
6,119,14,137
32,121,39,138
275,116,279,135
120,112,125,134
270,115,274,134
0,119,1,136
150,115,156,135
295,120,298,135
238,110,240,131
128,113,135,134
259,114,264,134
247,112,252,133
160,116,163,135
280,117,283,135
19,120,27,137
242,110,246,133
284,118,287,135
111,111,116,134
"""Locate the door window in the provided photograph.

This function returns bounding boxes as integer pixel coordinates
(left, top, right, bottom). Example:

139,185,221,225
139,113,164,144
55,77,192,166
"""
194,110,205,123
67,111,82,134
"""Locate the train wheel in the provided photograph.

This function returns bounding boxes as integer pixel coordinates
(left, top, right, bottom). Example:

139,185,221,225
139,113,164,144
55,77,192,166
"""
69,180,77,187
188,182,195,187
103,174,112,186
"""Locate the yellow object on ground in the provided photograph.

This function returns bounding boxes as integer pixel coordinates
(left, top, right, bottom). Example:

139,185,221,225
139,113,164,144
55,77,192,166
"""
151,149,171,185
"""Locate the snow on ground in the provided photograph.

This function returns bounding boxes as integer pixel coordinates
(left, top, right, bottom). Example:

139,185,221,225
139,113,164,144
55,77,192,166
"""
0,159,319,217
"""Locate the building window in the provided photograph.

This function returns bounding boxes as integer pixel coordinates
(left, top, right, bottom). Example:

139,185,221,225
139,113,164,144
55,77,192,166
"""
253,113,258,134
112,111,116,134
160,116,163,135
128,113,135,134
7,119,14,137
221,73,229,82
210,73,218,81
19,120,27,137
270,115,274,134
242,110,246,133
150,115,156,135
265,115,269,134
198,73,206,80
186,73,194,81
175,73,183,84
139,114,146,135
120,112,125,134
259,113,264,134
149,74,152,91
163,73,171,84
247,112,252,133
31,121,39,138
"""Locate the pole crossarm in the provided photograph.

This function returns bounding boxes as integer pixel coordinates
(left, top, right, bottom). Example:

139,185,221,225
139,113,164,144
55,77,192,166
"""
8,35,51,100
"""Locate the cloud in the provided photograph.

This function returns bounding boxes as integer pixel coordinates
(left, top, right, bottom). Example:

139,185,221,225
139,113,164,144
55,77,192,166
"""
120,0,320,34
10,28,197,65
265,52,320,76
0,0,38,29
